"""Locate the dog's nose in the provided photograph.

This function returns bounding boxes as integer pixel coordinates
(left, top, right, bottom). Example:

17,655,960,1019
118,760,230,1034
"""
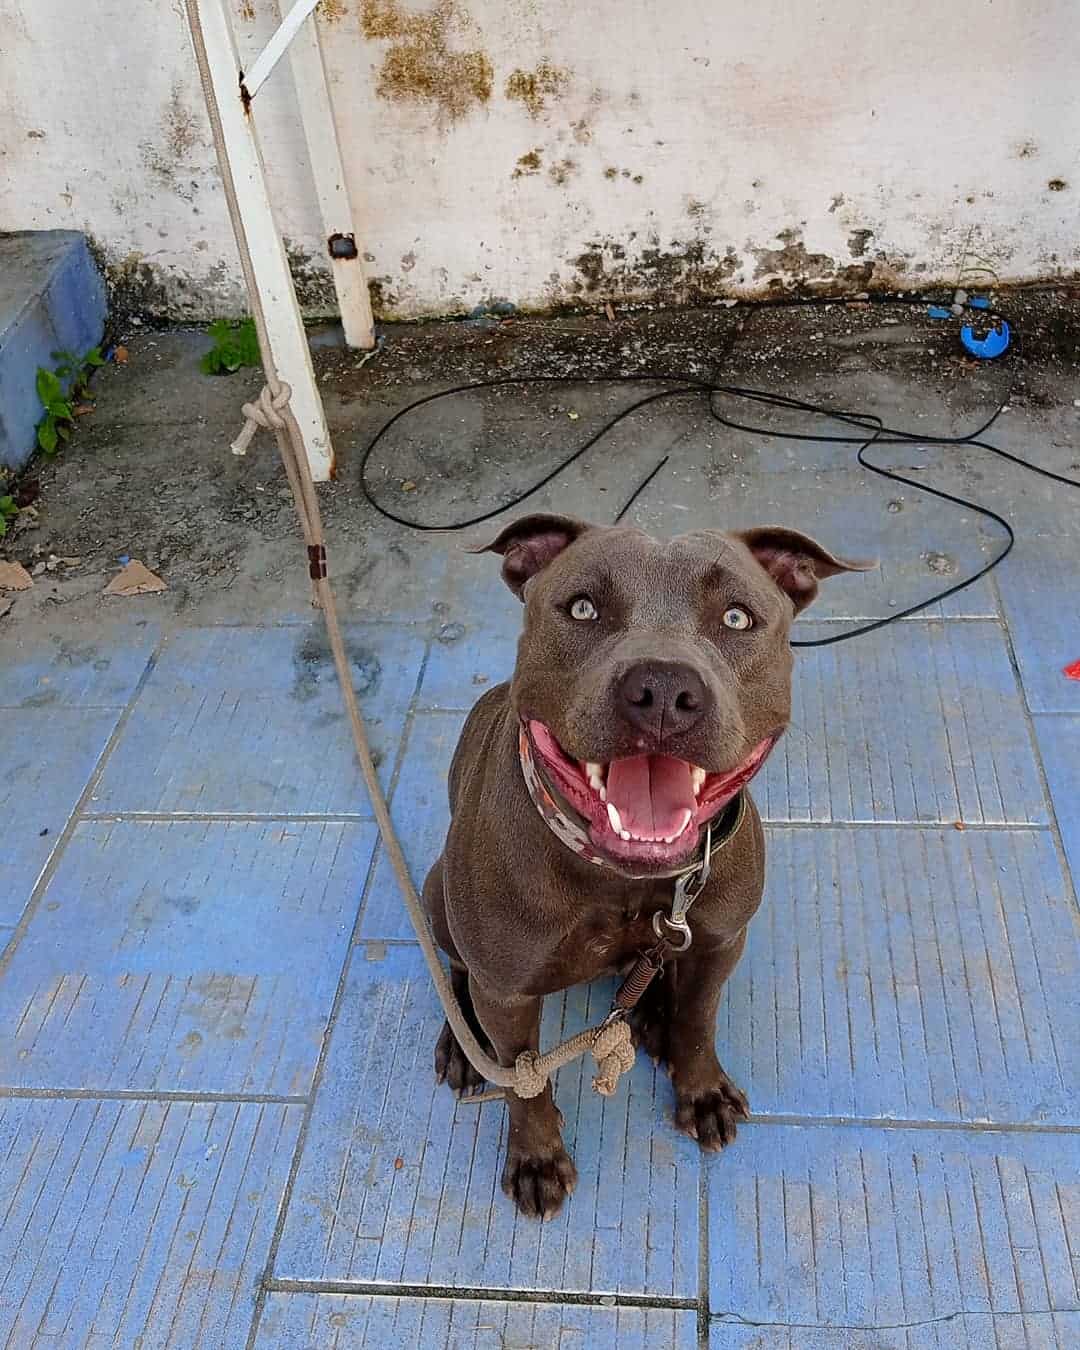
617,661,711,740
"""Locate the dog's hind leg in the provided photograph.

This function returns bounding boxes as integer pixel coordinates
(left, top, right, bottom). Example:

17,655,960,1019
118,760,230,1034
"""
421,857,493,1095
433,961,492,1095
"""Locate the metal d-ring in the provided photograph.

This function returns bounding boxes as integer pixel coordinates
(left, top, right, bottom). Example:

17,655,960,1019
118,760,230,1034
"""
652,909,692,951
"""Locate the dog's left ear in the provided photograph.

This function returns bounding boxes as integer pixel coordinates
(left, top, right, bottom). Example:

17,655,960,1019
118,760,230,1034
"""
736,526,877,613
471,512,593,600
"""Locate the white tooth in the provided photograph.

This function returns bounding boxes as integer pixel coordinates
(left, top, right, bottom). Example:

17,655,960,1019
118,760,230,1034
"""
620,830,631,841
607,802,624,835
674,808,693,838
691,766,706,797
599,787,607,802
586,762,606,793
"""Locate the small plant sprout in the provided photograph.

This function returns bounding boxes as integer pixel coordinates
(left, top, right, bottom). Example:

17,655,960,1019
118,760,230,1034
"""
200,318,261,375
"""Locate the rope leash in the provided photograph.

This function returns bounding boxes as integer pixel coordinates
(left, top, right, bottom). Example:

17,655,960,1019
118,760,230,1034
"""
186,0,642,1104
237,375,641,1100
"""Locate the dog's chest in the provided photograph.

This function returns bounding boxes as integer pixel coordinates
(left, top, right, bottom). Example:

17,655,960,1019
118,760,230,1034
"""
564,899,669,975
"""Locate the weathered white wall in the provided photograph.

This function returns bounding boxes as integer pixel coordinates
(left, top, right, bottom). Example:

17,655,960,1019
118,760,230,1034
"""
2,0,1077,319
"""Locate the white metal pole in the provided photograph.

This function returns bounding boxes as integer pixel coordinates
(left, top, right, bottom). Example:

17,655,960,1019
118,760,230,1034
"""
187,0,334,481
288,12,376,350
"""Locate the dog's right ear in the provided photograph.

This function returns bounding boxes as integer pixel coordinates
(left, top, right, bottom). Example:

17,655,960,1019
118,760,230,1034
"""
470,513,591,600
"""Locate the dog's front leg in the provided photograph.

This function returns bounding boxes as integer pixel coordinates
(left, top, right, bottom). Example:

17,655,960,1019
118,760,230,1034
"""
469,976,578,1220
665,930,752,1150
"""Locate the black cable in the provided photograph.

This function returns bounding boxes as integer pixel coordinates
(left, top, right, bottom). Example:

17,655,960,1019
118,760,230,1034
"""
355,301,1076,646
357,377,703,532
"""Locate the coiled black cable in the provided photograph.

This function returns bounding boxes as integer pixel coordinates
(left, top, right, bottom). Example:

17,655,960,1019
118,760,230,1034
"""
355,301,1076,647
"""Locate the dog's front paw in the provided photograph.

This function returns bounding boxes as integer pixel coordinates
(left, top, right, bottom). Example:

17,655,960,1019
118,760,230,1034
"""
502,1144,577,1221
434,1020,487,1096
674,1072,750,1150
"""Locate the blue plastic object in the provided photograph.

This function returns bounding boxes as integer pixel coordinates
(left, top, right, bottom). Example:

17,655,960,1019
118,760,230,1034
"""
968,295,991,309
927,305,952,319
0,232,107,471
960,318,1010,358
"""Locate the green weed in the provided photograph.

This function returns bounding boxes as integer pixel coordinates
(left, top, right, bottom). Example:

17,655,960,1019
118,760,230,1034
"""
35,346,104,455
200,318,260,375
0,494,17,539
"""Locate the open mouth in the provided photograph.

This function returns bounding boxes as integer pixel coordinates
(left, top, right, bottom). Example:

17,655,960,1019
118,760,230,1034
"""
525,719,777,868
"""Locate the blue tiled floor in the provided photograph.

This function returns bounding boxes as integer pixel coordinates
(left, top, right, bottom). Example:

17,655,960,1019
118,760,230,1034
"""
2,510,1078,1346
1037,717,1080,881
708,1125,1080,1344
0,818,378,1095
994,537,1080,715
0,1096,301,1347
0,708,119,924
94,626,426,815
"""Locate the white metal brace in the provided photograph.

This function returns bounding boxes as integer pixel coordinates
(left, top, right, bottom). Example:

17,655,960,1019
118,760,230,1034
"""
243,0,374,351
286,14,375,350
186,0,375,481
244,0,321,97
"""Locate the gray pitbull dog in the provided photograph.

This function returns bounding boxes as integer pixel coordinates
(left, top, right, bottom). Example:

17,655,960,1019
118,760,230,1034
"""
422,514,872,1219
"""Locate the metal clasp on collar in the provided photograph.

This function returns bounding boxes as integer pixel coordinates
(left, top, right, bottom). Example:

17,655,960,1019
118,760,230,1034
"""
651,820,713,953
651,909,692,951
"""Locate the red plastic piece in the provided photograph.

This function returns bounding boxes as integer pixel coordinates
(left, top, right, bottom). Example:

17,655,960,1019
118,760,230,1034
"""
1064,659,1080,681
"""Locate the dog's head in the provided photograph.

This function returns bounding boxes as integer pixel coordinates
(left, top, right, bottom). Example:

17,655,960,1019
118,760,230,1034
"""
478,514,874,873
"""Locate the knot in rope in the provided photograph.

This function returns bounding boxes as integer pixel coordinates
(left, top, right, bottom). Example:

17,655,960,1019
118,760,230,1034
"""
508,1018,636,1102
231,381,294,456
512,1050,548,1099
590,1019,635,1096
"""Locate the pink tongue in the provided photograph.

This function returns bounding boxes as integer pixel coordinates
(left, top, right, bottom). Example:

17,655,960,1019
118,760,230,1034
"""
605,755,696,838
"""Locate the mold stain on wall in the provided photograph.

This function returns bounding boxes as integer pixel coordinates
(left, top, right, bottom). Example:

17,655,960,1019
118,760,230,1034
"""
139,81,204,202
361,0,493,122
570,235,739,305
848,228,874,257
284,239,337,312
512,148,543,179
505,59,571,118
560,215,920,310
751,227,836,285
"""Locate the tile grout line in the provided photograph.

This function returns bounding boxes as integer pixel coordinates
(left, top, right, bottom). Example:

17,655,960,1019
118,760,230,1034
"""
0,1086,306,1105
261,1277,698,1311
0,638,165,979
795,614,1005,628
710,1310,1080,1332
80,812,380,823
763,820,1049,832
739,1113,1080,1135
244,633,435,1350
152,617,434,631
988,569,1080,916
0,703,139,713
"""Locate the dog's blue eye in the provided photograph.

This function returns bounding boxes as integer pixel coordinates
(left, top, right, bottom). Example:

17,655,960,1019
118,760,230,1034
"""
569,596,598,621
722,606,753,631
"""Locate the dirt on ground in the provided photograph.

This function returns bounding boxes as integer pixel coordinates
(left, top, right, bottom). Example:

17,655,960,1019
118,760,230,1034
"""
1,289,1078,634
